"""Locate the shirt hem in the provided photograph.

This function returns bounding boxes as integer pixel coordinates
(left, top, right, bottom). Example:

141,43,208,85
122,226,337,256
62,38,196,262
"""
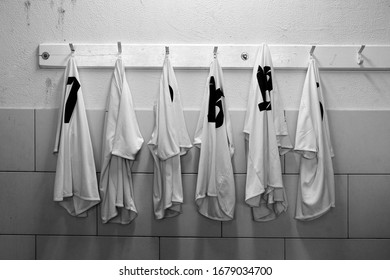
295,204,335,221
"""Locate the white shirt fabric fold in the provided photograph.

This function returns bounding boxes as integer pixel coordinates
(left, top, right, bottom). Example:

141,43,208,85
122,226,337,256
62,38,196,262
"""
294,58,335,221
194,57,235,221
243,44,290,222
53,57,100,217
148,56,192,219
99,57,144,224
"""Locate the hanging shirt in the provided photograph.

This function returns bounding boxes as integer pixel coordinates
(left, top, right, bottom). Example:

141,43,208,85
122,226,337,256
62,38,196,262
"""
99,57,144,224
243,44,290,222
148,56,192,219
53,57,100,217
194,57,235,221
294,58,335,221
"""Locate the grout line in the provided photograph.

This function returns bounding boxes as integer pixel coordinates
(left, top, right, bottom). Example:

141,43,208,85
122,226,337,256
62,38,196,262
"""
34,235,37,260
0,171,56,174
347,175,350,239
285,154,288,174
158,237,161,260
285,173,390,176
96,207,99,236
33,109,36,172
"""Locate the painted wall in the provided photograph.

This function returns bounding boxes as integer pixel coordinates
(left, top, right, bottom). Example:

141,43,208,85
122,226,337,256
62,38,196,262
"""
0,0,390,109
1,0,390,260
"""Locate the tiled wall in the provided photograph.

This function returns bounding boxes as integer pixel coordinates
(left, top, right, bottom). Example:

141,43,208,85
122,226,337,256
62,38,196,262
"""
1,108,390,260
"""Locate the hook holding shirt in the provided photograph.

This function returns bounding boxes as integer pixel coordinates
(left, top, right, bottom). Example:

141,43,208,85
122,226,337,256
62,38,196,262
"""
69,43,75,53
357,45,365,65
117,41,122,55
309,45,316,59
213,46,218,59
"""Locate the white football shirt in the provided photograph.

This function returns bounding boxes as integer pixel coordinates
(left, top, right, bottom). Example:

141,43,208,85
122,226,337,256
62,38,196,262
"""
294,58,335,221
243,44,289,222
99,57,144,224
194,57,235,221
148,55,192,219
53,57,100,217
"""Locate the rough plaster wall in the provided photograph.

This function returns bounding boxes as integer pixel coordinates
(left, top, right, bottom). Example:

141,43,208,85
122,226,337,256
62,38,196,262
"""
0,0,390,109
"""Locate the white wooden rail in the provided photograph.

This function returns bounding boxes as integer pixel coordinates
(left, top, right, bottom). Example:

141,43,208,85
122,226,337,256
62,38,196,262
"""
38,44,390,70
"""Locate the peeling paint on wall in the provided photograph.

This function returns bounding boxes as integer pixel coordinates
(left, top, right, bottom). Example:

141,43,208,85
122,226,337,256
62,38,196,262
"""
44,78,56,105
45,77,56,93
24,1,31,26
45,78,53,90
57,7,65,28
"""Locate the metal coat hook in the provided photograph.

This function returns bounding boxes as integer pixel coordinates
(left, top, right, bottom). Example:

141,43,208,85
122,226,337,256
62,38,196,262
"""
69,43,75,53
117,41,122,55
357,45,365,65
310,45,316,58
213,46,218,58
165,46,169,55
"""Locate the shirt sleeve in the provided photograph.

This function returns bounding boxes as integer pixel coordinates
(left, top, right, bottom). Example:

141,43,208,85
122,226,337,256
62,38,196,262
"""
243,82,257,137
193,80,209,147
294,70,318,160
112,77,144,160
294,109,317,159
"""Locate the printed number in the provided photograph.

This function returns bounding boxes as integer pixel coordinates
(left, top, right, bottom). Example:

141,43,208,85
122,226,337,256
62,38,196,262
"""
64,77,80,123
212,267,272,276
245,267,254,275
257,65,272,112
257,267,272,275
207,76,224,128
168,85,174,102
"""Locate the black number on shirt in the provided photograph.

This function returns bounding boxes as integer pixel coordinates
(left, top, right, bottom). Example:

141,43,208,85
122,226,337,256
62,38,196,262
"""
317,82,324,120
169,85,174,102
257,65,272,112
207,76,224,128
64,77,80,123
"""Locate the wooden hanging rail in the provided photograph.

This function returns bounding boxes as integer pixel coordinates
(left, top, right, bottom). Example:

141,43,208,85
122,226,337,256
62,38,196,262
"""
38,44,390,70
